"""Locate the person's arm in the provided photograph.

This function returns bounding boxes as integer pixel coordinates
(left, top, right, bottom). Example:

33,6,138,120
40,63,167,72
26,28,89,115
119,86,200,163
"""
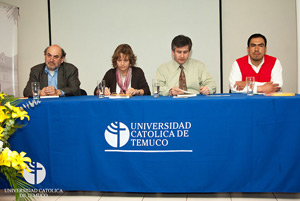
135,68,151,95
60,66,81,96
229,61,247,93
23,68,39,97
256,60,283,93
155,65,173,96
270,59,283,88
198,63,216,94
94,69,114,95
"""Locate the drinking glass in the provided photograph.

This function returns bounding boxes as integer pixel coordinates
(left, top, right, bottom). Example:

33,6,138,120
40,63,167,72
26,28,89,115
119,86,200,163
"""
97,80,106,98
246,77,255,96
152,79,160,98
31,82,40,100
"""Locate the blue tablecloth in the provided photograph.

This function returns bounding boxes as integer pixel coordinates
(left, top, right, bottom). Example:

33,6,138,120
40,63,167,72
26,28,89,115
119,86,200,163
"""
2,94,300,192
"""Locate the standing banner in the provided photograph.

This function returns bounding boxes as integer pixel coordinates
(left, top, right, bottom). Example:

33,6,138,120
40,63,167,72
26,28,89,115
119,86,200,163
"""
0,3,19,96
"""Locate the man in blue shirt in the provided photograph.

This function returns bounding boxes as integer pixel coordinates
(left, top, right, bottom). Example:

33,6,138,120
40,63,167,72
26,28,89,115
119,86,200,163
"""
23,45,81,97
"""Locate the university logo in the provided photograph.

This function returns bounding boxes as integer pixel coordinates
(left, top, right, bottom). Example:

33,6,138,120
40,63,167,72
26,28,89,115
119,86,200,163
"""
23,162,46,185
105,122,130,148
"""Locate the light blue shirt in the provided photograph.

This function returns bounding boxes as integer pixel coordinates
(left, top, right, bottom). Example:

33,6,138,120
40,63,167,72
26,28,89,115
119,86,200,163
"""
45,67,65,96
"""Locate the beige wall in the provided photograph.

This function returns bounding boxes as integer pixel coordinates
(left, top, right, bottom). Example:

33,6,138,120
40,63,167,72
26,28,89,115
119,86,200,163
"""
222,0,298,93
1,0,298,95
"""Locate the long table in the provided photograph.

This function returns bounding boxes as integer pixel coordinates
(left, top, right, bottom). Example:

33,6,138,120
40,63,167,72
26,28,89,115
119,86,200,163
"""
2,94,300,192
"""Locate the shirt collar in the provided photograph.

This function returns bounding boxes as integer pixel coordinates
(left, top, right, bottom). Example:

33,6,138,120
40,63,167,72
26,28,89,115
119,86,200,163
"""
248,55,265,68
174,58,190,69
45,66,59,74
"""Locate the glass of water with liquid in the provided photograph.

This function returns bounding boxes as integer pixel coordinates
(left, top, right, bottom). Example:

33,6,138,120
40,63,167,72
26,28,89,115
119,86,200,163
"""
246,77,255,96
31,82,40,100
152,79,160,98
97,80,106,98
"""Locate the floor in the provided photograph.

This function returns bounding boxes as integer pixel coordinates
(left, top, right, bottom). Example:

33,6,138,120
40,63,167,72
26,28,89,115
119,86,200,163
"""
1,191,300,201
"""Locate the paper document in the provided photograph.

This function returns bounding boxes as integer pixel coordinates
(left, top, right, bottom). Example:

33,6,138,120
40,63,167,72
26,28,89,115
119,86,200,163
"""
174,94,197,98
177,89,195,94
40,95,59,98
108,95,130,99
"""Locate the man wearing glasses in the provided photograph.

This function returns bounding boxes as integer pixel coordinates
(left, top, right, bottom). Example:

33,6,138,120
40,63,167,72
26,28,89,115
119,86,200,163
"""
23,45,81,97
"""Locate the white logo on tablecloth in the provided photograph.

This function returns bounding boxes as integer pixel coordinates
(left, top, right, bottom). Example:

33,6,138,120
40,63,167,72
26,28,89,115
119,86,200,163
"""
105,122,130,148
23,162,46,185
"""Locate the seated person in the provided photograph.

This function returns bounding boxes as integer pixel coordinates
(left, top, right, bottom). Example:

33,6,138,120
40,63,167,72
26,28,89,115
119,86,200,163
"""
94,44,150,96
156,35,216,96
23,45,81,97
229,33,282,94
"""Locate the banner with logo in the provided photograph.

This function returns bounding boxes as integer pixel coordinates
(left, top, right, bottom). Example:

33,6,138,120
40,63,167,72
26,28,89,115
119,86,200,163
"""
0,3,19,96
6,96,300,193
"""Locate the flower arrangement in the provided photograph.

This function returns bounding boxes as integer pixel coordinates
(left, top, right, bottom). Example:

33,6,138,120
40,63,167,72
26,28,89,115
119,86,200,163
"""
0,92,33,201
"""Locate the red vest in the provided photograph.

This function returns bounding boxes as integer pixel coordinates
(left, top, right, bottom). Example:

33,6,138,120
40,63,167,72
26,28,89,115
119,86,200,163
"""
236,55,276,82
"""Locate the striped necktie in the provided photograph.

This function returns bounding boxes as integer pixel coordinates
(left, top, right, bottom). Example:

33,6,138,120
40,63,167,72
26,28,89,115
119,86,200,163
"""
179,65,187,91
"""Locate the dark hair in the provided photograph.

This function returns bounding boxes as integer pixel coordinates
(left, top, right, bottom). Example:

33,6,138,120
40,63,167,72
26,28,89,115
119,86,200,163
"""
171,35,192,51
44,45,66,58
247,33,267,47
112,44,137,68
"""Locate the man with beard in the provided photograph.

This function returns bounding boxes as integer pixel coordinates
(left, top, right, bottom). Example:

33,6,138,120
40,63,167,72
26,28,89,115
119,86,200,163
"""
23,45,81,97
229,33,283,94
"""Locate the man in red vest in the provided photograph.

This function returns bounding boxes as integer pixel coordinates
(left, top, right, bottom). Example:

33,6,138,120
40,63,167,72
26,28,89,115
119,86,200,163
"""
229,33,282,94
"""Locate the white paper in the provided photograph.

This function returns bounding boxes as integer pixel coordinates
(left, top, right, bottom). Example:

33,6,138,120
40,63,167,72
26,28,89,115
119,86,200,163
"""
40,95,59,98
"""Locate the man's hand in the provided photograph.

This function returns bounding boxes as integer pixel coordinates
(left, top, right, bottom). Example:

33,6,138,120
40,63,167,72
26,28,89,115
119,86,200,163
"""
234,81,246,91
40,87,47,96
258,82,281,93
45,86,57,96
169,87,184,96
199,86,210,95
40,86,62,96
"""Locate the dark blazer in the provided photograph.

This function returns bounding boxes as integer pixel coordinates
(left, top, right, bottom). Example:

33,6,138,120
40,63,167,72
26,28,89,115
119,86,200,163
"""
94,66,150,95
23,62,81,97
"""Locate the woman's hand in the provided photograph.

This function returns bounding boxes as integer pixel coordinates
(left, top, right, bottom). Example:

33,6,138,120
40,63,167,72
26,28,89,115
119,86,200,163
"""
104,87,111,96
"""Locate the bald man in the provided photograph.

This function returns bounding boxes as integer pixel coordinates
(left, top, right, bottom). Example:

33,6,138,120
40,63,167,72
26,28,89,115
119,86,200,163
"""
23,45,81,97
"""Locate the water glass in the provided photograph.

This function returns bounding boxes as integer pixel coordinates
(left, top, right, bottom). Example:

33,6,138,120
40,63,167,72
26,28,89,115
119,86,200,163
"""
152,79,160,98
97,80,106,98
31,82,40,100
246,77,255,96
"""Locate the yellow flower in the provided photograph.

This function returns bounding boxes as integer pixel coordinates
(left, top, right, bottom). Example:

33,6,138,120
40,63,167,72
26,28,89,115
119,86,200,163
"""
10,151,31,171
4,102,13,110
0,108,8,123
0,147,12,167
0,127,3,138
12,107,30,121
0,93,6,99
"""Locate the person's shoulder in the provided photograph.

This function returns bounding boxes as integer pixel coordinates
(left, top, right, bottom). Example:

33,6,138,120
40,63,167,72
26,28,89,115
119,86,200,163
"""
31,63,45,70
187,58,207,68
264,54,277,60
106,68,116,73
132,66,144,72
236,55,248,62
62,62,78,70
189,58,205,65
157,60,174,70
104,68,116,75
